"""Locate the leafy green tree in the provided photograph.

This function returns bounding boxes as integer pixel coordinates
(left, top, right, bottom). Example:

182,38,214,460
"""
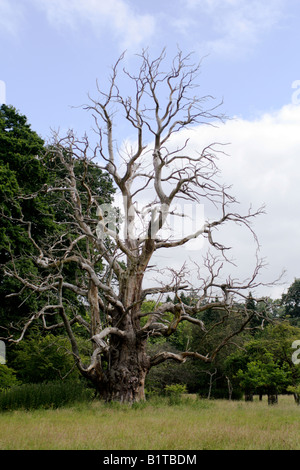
0,105,115,385
227,322,300,403
281,279,300,324
0,104,50,253
0,104,50,338
236,353,290,404
245,292,261,330
235,361,263,401
10,332,89,384
248,322,300,383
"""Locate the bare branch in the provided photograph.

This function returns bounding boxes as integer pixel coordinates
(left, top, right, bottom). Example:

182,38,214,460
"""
150,350,211,367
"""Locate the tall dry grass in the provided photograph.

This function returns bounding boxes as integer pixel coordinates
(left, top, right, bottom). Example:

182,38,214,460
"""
0,395,299,450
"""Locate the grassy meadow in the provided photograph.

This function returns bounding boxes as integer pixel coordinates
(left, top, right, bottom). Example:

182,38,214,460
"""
0,395,299,450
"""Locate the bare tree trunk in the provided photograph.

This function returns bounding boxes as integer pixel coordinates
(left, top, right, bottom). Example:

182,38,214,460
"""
226,376,233,400
202,368,217,400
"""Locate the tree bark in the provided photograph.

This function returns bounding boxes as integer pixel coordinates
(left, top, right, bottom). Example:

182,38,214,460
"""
244,391,253,402
91,333,150,403
294,393,300,405
267,393,278,405
226,376,233,400
88,272,151,403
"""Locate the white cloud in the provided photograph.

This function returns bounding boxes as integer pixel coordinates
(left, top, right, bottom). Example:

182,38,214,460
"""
0,0,24,36
184,0,285,58
214,106,300,296
0,80,6,104
145,104,300,299
31,0,156,48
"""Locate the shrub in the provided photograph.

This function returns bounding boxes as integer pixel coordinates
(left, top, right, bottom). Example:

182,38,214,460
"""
0,379,93,411
164,384,188,405
0,364,19,391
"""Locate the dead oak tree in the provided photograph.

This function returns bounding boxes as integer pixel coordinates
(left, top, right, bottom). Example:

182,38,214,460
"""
3,50,271,403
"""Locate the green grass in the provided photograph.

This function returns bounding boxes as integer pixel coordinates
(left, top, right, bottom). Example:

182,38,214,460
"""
0,395,299,450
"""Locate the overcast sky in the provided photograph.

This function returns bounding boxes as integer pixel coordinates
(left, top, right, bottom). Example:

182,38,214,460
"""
1,0,300,299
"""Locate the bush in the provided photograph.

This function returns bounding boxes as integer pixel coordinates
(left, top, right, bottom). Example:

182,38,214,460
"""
0,379,93,411
165,384,188,405
0,364,19,391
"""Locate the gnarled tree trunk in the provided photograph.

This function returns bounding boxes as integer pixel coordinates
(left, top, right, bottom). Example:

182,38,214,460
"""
93,335,150,403
85,272,151,403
